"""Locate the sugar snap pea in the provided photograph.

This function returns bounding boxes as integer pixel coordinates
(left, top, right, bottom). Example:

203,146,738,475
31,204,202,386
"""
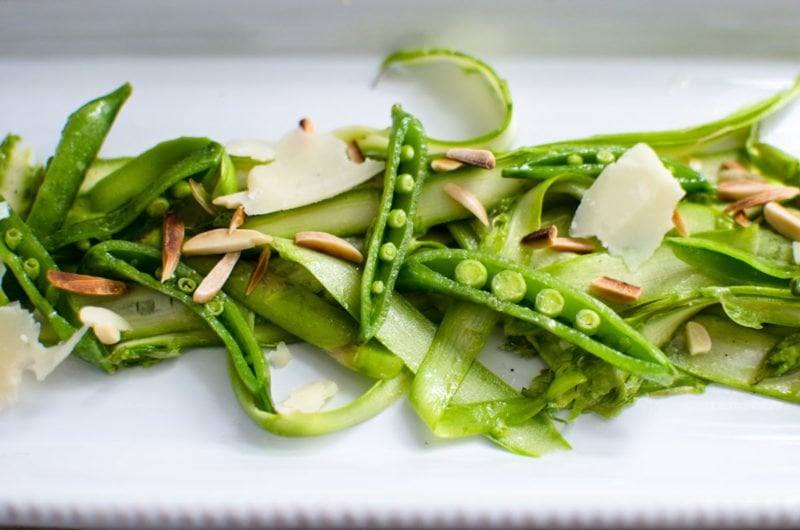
26,84,131,237
398,249,675,384
359,106,427,342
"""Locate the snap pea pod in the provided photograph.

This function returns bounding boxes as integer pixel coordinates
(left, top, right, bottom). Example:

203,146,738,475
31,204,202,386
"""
360,106,428,342
0,204,112,370
81,240,273,409
188,256,405,380
501,145,714,194
44,138,221,250
26,84,131,237
398,249,675,385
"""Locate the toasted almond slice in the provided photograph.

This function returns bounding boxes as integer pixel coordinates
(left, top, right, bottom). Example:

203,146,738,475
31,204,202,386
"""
228,206,246,235
685,321,712,355
672,209,689,237
245,247,271,296
346,140,365,164
589,276,642,303
733,210,751,227
294,231,363,264
723,186,800,213
193,252,241,303
764,201,800,241
520,226,558,248
430,157,464,173
720,159,748,171
550,237,596,254
47,270,127,296
445,148,496,169
188,179,216,215
79,306,132,346
182,228,272,256
718,168,762,182
443,182,489,226
299,117,315,133
717,179,775,200
161,212,184,282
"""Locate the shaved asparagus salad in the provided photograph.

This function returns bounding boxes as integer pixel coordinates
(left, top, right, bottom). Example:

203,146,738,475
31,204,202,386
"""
2,49,800,455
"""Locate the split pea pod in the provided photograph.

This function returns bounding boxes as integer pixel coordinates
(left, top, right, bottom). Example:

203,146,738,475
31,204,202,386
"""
359,105,427,342
397,248,675,385
26,84,131,237
501,145,714,194
0,203,113,371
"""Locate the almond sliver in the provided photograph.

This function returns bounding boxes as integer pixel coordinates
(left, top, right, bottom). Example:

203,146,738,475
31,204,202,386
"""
161,212,184,282
47,270,127,296
294,231,363,264
183,228,272,255
723,186,800,212
443,182,489,226
193,251,241,303
589,276,642,303
445,148,496,169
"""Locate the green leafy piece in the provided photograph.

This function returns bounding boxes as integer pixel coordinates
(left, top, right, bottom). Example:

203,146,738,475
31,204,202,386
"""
0,134,42,218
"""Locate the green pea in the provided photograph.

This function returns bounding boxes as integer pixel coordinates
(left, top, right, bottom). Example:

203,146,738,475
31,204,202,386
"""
535,288,564,317
206,299,224,316
618,335,632,351
454,259,488,289
575,309,601,335
4,228,22,250
177,277,197,293
170,181,192,199
23,258,40,279
75,239,92,252
379,242,397,262
387,209,407,228
597,150,616,165
371,280,385,295
566,153,583,166
490,269,527,302
146,197,170,217
400,145,415,162
396,173,415,194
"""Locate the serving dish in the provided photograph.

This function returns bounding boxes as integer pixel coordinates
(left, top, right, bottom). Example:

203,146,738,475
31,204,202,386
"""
2,1,800,527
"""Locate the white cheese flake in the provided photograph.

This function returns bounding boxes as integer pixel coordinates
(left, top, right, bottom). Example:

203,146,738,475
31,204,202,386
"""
225,139,276,163
570,143,685,269
268,341,293,369
0,301,87,410
214,129,384,215
278,379,338,414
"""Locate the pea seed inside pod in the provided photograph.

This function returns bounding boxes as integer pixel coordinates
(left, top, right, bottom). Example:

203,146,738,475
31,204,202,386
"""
396,173,415,194
490,269,527,303
534,288,564,317
454,259,488,289
400,145,415,162
387,209,407,228
371,280,385,294
575,309,601,335
596,150,616,165
379,242,397,261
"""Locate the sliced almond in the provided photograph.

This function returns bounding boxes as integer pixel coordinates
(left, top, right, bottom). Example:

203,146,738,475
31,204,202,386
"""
720,159,748,171
193,251,241,303
445,148,496,169
550,237,596,254
589,276,642,303
299,117,315,133
79,306,132,346
443,182,489,226
685,321,712,355
672,209,689,237
520,226,558,248
733,210,751,227
188,179,216,215
47,270,127,296
717,179,775,200
723,186,800,213
161,212,184,282
182,228,272,256
764,201,800,241
718,168,763,183
245,247,271,296
93,323,122,345
228,206,246,235
430,157,464,173
346,140,365,164
294,231,363,264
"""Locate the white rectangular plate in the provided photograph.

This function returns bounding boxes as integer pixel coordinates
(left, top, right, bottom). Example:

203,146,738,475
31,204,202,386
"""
2,2,800,528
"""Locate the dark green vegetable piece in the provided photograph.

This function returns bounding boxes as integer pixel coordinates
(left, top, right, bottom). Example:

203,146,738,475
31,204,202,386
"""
42,138,221,249
502,145,714,194
26,83,131,237
398,248,675,384
359,106,427,342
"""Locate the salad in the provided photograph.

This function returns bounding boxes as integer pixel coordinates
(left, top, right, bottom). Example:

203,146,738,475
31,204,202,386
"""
1,49,799,456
